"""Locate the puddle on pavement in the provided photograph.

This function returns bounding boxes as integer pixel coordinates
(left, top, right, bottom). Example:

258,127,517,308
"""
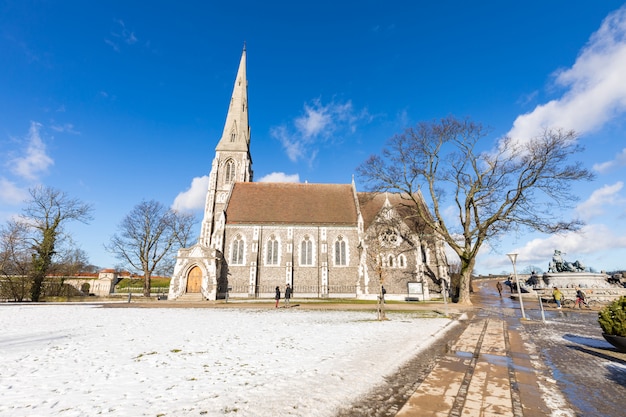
481,353,510,366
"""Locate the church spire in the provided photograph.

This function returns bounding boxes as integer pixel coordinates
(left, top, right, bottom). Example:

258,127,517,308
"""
198,47,252,248
216,46,249,152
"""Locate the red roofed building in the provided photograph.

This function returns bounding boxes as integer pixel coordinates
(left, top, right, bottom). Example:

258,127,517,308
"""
168,47,449,301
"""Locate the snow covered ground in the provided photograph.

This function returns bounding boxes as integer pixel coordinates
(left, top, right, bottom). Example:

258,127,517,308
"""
0,304,453,417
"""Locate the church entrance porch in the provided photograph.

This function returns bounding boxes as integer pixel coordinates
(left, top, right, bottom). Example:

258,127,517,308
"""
186,266,202,293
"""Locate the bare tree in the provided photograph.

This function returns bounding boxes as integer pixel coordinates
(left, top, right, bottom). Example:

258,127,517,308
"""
19,186,93,301
363,219,393,321
521,265,544,274
106,200,196,297
41,248,93,297
361,202,420,320
358,116,594,305
0,220,32,301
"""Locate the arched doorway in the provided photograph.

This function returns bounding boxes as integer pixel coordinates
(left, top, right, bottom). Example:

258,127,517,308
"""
186,266,202,293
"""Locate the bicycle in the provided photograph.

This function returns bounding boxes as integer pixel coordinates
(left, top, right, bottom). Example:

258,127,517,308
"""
562,298,576,308
570,297,596,309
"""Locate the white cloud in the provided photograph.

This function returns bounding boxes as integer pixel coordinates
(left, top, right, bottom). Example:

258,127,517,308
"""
507,6,626,141
9,121,54,181
523,224,626,263
478,223,626,273
593,147,626,173
50,123,80,134
258,172,300,183
106,19,139,52
576,181,625,220
270,125,304,162
0,177,28,205
295,102,333,139
172,175,209,212
271,98,369,162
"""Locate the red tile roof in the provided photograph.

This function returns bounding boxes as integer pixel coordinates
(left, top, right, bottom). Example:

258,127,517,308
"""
226,182,358,225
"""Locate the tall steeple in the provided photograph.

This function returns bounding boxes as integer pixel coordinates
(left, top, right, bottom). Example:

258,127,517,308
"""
199,46,253,248
216,45,250,153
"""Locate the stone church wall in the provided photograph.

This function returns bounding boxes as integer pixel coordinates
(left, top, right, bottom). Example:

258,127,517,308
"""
221,224,362,298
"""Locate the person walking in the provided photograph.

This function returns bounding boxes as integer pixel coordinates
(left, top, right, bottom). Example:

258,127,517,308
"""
552,287,563,309
496,281,503,297
274,286,281,308
574,287,590,309
284,283,292,306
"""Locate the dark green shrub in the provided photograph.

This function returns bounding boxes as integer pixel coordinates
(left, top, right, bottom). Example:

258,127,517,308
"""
598,296,626,337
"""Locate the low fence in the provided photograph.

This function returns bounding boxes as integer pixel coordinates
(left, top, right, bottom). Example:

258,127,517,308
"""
223,284,358,297
536,287,626,305
115,286,170,294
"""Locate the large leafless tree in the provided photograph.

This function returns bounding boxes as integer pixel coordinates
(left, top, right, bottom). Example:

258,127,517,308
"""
358,116,594,305
19,186,94,301
0,220,32,301
107,200,196,297
361,203,418,320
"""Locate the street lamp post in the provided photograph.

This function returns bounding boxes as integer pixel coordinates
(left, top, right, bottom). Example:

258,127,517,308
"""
127,273,133,303
507,253,527,320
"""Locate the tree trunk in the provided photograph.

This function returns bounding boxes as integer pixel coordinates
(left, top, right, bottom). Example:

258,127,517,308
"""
377,283,386,321
143,273,151,298
456,260,474,305
30,273,45,302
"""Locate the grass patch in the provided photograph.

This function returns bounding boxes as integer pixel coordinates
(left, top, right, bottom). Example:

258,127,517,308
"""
116,277,170,289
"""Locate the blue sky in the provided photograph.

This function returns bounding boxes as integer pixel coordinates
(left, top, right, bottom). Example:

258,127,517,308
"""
1,0,626,275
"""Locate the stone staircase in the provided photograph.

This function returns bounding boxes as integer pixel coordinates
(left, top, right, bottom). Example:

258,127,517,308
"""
174,293,204,302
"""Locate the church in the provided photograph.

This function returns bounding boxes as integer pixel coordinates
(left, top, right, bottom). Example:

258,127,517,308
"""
168,47,449,301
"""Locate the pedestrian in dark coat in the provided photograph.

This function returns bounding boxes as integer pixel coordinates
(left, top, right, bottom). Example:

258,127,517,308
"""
285,283,292,306
574,287,589,309
275,286,281,308
496,281,503,297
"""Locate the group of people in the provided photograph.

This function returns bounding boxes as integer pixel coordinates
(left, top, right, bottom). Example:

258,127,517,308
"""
552,286,590,309
496,280,590,309
274,284,293,308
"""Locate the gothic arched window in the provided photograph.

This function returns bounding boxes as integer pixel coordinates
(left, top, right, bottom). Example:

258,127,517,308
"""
301,236,313,266
225,160,235,184
231,234,245,265
398,254,406,268
334,236,347,266
266,235,279,265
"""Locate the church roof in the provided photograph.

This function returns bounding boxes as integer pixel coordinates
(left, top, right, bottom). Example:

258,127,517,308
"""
226,182,358,225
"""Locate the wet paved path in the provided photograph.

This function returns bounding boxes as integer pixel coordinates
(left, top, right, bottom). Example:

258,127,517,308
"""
396,317,524,416
395,279,626,416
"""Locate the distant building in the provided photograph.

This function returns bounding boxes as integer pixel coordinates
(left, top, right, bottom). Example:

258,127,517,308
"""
168,47,449,301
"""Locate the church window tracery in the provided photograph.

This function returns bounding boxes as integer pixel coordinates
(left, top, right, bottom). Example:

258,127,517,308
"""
266,235,279,265
380,229,399,246
398,254,406,268
231,234,245,265
334,236,347,266
300,235,314,266
224,160,236,184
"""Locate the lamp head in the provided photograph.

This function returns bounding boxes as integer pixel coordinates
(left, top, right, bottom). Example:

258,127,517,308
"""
506,253,518,263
